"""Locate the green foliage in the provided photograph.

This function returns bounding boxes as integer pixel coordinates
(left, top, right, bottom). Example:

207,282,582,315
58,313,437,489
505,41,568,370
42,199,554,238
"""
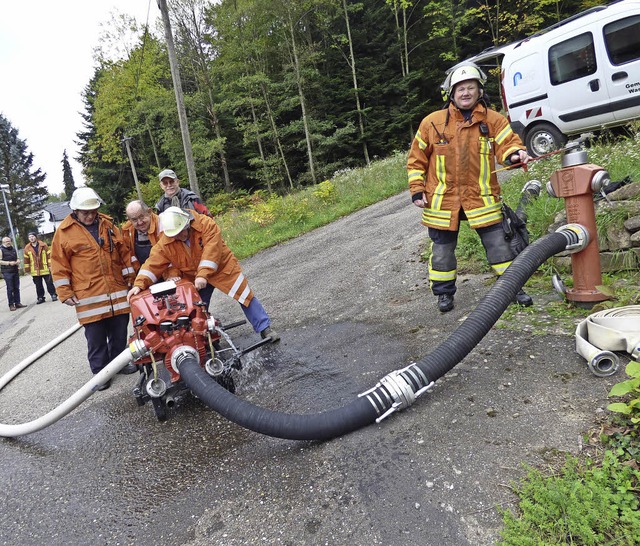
0,114,49,243
312,180,337,203
217,152,407,259
498,453,640,545
608,361,640,424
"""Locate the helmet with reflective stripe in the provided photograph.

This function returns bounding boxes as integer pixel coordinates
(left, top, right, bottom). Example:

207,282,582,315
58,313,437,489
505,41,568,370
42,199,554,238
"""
441,62,488,100
159,206,193,237
69,187,103,210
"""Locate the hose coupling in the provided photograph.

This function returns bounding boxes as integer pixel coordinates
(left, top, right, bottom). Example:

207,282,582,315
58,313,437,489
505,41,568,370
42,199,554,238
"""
129,339,150,361
170,345,200,374
556,223,590,253
587,351,620,378
359,364,434,423
205,357,225,377
146,378,167,398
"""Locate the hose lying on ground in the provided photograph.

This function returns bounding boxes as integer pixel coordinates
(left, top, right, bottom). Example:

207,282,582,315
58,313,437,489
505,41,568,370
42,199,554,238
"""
0,342,147,438
180,230,575,441
575,305,640,377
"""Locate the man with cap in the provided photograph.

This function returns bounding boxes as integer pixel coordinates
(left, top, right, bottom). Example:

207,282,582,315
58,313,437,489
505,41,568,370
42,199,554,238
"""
23,231,57,304
1,236,25,311
156,169,211,216
127,206,279,342
121,200,163,273
51,187,138,390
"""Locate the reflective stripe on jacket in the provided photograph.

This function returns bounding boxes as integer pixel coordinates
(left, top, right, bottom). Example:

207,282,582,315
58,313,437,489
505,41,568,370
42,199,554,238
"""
121,213,163,273
23,240,52,276
51,213,134,325
407,102,525,231
134,210,254,307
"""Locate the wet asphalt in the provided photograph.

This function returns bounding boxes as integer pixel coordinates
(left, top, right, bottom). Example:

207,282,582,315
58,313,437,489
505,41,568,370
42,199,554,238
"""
0,192,620,545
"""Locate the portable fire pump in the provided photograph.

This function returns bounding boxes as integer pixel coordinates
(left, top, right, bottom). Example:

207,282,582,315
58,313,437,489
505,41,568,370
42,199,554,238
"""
127,279,270,421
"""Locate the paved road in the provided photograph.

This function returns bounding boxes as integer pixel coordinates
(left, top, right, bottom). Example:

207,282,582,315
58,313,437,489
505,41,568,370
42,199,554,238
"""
0,193,618,545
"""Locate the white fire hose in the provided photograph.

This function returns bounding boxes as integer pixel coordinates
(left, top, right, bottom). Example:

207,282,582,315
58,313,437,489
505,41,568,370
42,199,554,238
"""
575,305,640,377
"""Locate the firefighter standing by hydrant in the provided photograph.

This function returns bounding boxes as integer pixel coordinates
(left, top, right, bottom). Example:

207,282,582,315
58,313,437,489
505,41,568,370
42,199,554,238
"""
407,62,533,313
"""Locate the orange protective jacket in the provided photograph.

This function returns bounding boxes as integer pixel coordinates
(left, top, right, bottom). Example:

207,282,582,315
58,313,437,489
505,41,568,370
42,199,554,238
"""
121,212,163,273
407,102,525,231
23,240,53,276
134,211,254,307
51,213,135,325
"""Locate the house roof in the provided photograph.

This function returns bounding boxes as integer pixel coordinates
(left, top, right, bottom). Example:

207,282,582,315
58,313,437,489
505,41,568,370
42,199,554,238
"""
44,201,72,222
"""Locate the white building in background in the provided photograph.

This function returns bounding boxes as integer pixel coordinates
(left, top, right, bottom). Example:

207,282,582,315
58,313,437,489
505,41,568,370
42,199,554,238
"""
38,201,72,237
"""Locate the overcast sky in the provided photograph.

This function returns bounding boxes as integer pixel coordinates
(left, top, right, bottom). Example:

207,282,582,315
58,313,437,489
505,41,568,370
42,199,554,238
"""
0,1,156,195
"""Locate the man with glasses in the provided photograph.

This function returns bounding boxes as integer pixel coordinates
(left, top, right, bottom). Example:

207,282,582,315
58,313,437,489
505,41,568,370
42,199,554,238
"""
122,200,162,273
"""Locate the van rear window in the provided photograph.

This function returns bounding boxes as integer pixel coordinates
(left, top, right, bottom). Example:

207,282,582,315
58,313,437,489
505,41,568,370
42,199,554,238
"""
604,15,640,65
548,32,597,86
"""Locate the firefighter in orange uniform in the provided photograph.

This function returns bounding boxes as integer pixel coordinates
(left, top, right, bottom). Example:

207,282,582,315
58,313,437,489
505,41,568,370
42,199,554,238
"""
127,206,279,342
407,62,532,313
121,200,163,273
51,187,137,390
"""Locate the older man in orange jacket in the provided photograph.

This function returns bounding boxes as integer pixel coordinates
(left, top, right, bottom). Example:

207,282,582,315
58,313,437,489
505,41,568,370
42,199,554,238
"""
127,207,278,342
51,187,137,389
121,200,163,273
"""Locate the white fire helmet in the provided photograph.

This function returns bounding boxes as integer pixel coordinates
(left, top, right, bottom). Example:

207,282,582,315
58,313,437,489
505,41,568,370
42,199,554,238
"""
441,62,488,100
69,187,103,210
159,206,193,237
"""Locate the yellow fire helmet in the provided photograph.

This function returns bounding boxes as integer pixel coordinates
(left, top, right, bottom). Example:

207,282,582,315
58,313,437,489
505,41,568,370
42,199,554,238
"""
159,206,193,237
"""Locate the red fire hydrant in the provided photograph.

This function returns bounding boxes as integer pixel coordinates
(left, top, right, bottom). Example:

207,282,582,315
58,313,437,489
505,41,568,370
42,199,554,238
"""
547,141,611,305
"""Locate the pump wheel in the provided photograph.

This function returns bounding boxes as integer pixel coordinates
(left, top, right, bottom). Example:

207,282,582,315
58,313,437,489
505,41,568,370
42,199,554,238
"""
525,123,566,157
151,397,168,422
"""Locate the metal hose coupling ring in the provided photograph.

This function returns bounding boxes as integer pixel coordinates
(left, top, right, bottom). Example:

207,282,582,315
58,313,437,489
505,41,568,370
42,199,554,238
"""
556,223,589,253
129,339,150,361
359,364,434,423
170,345,200,374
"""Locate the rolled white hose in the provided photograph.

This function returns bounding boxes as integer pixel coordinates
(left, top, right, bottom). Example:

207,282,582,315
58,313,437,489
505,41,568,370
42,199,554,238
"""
0,347,134,437
0,323,82,391
575,305,640,377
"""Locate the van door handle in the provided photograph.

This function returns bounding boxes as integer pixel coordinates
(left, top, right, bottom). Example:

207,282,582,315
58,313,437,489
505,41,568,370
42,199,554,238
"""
611,71,628,82
589,79,600,92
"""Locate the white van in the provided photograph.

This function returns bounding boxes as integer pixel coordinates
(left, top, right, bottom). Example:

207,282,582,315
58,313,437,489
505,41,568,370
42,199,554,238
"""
460,0,640,156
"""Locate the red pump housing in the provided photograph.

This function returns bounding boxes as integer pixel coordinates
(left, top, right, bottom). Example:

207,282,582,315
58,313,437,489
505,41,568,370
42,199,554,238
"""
128,279,219,383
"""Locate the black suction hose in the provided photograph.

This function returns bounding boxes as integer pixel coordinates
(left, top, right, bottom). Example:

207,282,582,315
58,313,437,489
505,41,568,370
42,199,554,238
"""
414,231,569,382
180,231,571,441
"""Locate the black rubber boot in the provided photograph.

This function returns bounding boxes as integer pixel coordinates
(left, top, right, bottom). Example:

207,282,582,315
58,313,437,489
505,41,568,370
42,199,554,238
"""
513,289,533,307
437,294,454,313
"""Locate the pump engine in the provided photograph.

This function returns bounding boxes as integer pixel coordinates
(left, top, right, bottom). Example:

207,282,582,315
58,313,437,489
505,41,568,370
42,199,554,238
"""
128,279,267,421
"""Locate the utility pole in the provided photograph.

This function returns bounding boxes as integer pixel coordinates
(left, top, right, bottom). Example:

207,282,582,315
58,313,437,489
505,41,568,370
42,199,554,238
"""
157,0,200,196
0,183,18,251
122,136,143,200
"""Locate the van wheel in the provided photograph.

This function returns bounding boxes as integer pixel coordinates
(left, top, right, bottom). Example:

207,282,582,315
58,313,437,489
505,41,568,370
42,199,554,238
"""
525,124,567,157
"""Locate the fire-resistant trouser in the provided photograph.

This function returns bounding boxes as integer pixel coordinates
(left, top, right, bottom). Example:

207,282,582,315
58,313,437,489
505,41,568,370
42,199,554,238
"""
428,223,515,296
199,283,271,334
32,274,56,301
83,314,130,374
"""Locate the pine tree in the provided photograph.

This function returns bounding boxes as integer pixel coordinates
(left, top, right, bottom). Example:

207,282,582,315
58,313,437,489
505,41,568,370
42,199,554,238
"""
0,114,49,244
62,149,76,200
